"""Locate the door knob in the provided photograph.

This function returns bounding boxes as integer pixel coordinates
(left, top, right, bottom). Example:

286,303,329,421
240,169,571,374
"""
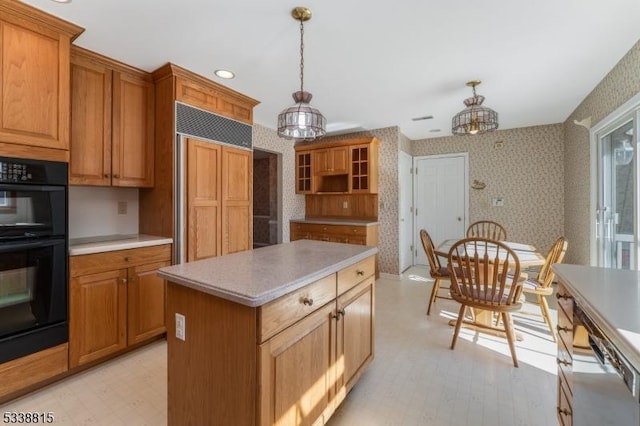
457,217,462,221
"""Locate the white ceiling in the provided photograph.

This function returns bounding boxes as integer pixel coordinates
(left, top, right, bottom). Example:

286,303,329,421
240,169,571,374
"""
23,0,640,140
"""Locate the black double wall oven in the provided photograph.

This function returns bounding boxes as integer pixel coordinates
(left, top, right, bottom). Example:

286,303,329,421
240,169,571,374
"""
0,157,68,364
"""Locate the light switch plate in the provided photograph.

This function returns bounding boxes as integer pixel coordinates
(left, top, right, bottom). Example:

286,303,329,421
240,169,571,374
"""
117,201,127,215
175,313,186,341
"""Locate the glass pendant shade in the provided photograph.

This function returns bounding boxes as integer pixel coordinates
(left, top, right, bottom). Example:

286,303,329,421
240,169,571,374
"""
452,82,498,136
277,91,326,140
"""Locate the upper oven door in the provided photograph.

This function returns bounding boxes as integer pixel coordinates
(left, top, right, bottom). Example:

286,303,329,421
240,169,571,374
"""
0,157,67,240
0,184,66,239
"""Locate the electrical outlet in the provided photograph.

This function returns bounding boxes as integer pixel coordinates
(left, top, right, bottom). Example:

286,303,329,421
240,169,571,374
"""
117,201,127,215
342,201,348,209
175,313,186,341
492,197,505,207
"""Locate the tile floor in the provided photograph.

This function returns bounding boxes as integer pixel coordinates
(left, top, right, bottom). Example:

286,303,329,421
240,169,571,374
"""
0,266,558,425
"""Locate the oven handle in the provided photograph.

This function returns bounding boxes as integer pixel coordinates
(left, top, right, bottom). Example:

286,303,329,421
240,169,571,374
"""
0,184,65,192
0,238,64,252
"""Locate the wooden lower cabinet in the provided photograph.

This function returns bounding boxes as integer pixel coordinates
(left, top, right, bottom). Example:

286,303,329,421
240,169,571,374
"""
69,245,171,368
166,255,375,426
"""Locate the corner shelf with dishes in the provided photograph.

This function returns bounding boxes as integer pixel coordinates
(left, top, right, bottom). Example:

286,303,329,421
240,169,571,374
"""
291,137,380,275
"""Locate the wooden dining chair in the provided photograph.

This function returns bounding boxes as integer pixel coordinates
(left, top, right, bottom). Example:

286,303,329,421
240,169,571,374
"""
447,237,523,367
420,229,453,315
521,237,568,342
466,220,507,241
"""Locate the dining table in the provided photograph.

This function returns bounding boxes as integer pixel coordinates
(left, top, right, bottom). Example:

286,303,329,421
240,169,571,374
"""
434,238,546,340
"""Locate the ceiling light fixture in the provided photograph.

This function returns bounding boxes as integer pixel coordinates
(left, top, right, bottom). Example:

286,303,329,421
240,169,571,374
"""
277,6,326,141
451,80,498,136
214,69,235,79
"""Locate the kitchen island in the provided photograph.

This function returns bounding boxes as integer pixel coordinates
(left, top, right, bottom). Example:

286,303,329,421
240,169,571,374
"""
553,264,640,425
158,240,378,426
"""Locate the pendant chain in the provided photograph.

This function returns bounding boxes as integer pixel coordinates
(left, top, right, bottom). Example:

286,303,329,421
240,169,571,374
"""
299,19,305,94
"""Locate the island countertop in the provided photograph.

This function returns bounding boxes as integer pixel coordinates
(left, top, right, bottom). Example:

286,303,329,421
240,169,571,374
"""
553,263,640,371
158,240,378,307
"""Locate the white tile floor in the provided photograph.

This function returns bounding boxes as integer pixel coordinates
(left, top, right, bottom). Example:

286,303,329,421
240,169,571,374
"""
0,266,558,425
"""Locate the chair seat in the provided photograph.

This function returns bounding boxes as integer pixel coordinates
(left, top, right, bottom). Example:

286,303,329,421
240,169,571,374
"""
452,290,522,309
431,266,450,279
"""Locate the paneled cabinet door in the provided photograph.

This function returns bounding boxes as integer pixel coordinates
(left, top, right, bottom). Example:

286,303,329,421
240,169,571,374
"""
259,302,337,426
222,145,252,255
112,71,155,187
127,260,169,345
70,54,113,185
296,150,313,194
0,15,73,150
335,277,374,406
314,147,349,175
69,268,127,368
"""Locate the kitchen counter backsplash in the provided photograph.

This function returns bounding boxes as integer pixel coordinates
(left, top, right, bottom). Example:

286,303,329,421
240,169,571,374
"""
69,234,173,256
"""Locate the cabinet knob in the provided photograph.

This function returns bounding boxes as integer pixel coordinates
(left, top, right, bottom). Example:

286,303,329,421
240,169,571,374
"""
301,297,314,306
556,293,573,301
557,359,571,367
556,325,572,333
333,308,346,320
356,270,365,276
121,278,127,284
124,256,130,262
104,174,109,178
557,408,572,416
113,174,120,179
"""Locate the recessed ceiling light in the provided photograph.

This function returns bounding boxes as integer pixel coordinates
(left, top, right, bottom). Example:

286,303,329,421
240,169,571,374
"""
50,0,72,3
214,69,235,79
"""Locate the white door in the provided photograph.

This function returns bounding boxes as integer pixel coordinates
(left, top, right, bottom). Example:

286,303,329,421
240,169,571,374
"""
399,151,414,272
414,154,468,265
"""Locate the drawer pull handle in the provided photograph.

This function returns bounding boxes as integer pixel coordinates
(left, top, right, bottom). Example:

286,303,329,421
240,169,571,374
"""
356,270,365,276
556,293,573,301
333,309,346,320
557,359,571,367
557,408,572,416
301,297,314,306
556,326,572,333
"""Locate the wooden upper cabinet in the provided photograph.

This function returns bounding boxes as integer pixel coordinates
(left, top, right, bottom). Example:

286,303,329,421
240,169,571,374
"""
314,146,349,175
70,53,112,185
0,2,83,152
112,71,154,187
70,47,154,187
175,74,255,124
295,137,379,194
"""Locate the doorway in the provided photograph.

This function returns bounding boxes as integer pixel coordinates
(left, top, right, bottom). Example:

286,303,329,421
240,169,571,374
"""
253,149,280,248
399,151,414,272
413,153,468,265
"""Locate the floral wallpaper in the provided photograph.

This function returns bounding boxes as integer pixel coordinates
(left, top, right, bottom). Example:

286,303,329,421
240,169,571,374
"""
412,125,565,257
564,40,640,265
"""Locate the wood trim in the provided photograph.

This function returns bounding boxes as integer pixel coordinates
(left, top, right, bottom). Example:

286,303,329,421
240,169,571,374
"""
0,1,84,39
0,344,68,399
71,46,152,80
295,137,379,152
0,142,68,162
152,62,259,108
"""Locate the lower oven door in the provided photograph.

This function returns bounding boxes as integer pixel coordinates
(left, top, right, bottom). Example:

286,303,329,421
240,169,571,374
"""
0,238,68,364
573,336,640,425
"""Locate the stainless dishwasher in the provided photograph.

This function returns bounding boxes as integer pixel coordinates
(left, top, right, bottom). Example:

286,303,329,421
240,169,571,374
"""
573,305,640,425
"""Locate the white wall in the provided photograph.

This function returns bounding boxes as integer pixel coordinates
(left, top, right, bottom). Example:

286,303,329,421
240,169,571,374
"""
68,186,139,239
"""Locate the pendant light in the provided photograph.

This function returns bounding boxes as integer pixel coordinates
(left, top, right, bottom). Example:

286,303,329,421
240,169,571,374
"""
451,80,498,136
277,7,326,141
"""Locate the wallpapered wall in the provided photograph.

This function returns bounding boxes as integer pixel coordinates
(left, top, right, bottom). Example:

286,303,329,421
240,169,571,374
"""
564,40,640,265
411,125,565,257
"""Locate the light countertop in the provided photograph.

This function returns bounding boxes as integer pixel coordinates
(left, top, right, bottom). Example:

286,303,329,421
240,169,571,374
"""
290,218,379,226
157,240,378,307
553,264,640,371
69,234,173,256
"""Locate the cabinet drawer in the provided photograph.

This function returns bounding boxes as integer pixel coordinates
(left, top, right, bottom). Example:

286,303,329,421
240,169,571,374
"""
259,274,336,343
337,256,375,295
70,244,172,277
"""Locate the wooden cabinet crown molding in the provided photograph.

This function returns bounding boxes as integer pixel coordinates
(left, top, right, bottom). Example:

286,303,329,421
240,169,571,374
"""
294,137,379,152
0,1,84,40
71,46,152,82
152,62,260,109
